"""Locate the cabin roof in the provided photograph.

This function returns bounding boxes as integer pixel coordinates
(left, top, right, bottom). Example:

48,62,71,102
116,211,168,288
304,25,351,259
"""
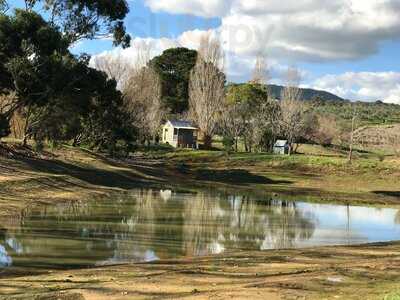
274,140,288,147
167,120,198,130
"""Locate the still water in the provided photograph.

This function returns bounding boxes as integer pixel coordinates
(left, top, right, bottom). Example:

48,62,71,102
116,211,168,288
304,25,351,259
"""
1,189,400,269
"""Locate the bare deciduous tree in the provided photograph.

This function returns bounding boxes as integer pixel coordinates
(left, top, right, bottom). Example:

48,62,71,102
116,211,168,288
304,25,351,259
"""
249,56,281,152
254,100,281,152
123,43,164,144
219,102,245,152
279,67,308,155
348,105,358,163
189,34,225,149
250,54,270,85
311,114,340,146
92,54,131,91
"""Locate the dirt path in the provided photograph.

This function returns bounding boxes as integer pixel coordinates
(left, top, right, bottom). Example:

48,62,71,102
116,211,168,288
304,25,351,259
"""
1,242,400,300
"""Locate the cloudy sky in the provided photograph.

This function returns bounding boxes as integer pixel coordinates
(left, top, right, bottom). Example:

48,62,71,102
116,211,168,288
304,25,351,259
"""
9,0,400,103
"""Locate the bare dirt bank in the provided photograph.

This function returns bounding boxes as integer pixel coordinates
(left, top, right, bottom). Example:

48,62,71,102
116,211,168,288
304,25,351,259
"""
1,242,400,300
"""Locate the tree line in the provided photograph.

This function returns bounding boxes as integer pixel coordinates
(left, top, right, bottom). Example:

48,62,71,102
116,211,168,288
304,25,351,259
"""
1,1,395,156
0,0,134,153
91,37,313,154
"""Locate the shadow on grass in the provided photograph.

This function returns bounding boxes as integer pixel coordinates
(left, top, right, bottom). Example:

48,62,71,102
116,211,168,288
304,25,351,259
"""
372,191,400,198
16,156,159,190
194,168,292,185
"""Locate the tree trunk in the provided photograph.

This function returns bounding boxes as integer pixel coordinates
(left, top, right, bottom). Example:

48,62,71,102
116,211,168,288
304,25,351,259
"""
244,137,249,152
203,134,212,150
72,134,82,147
348,114,356,164
22,134,28,147
294,143,300,153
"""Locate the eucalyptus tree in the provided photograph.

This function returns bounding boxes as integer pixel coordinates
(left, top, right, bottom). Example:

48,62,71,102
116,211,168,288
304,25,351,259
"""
0,10,70,141
0,0,8,13
0,1,133,147
4,0,130,47
123,44,164,145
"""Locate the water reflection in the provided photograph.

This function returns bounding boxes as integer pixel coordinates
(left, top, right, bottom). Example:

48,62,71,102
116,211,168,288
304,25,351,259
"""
0,228,12,267
0,189,399,269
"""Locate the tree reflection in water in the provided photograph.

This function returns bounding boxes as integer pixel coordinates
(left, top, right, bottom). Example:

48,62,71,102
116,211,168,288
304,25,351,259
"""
183,194,316,256
395,210,400,225
0,227,12,267
0,189,319,269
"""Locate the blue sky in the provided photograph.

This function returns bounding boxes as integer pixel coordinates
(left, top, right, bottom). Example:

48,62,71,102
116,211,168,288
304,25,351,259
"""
6,0,400,103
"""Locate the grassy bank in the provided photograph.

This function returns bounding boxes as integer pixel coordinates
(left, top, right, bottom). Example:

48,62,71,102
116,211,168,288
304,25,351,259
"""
140,143,400,204
1,141,400,219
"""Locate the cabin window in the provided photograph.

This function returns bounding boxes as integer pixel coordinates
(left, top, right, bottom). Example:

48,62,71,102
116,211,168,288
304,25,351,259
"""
174,128,178,135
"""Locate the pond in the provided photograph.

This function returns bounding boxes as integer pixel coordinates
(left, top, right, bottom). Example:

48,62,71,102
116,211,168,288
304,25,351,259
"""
1,189,400,269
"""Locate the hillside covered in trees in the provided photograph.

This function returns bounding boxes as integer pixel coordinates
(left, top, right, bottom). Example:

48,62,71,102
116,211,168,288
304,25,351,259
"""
268,84,345,101
228,83,400,126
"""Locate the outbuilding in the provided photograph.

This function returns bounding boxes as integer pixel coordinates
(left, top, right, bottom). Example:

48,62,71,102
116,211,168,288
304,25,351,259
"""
273,140,289,155
162,120,198,149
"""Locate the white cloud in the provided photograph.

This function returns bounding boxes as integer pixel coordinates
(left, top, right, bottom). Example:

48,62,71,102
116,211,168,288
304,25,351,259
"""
91,36,180,68
92,29,292,84
93,35,400,103
309,72,400,104
93,1,400,102
144,0,400,62
144,0,233,18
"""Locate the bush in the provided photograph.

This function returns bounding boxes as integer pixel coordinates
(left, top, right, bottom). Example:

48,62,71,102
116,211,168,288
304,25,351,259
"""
33,140,44,152
222,136,235,152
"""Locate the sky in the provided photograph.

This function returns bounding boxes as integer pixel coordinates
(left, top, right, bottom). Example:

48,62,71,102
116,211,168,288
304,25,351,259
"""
6,0,400,104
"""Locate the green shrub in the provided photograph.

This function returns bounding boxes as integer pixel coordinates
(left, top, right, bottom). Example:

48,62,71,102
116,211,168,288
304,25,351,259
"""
384,292,400,300
222,136,235,153
33,140,44,152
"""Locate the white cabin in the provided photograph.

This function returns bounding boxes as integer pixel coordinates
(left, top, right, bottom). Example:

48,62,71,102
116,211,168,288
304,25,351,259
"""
273,140,289,155
162,120,198,149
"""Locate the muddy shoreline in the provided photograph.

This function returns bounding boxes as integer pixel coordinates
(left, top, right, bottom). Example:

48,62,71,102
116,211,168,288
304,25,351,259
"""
1,241,400,299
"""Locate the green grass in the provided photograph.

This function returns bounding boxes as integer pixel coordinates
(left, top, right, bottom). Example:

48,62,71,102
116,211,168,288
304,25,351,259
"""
385,292,400,300
150,146,398,175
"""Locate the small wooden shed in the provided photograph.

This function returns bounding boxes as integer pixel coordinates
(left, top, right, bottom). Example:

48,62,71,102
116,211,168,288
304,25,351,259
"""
162,120,198,149
273,140,289,155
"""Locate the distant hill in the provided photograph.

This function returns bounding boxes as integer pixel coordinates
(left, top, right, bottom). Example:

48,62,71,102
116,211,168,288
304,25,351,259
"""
227,82,400,126
267,84,345,102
